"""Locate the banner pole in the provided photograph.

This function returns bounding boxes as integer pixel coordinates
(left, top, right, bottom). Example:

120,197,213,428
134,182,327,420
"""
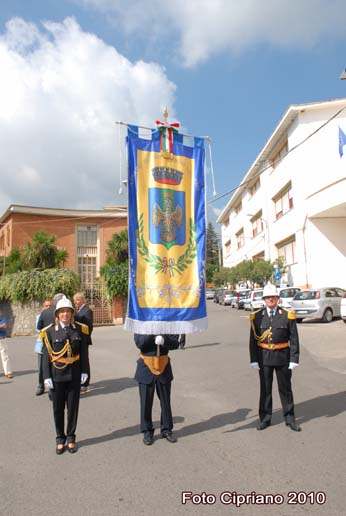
115,121,211,142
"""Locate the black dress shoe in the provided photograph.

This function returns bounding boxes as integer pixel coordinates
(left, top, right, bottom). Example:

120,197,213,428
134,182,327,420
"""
256,420,271,430
67,443,77,453
285,418,301,432
56,445,65,455
162,431,177,443
36,386,44,396
143,432,154,445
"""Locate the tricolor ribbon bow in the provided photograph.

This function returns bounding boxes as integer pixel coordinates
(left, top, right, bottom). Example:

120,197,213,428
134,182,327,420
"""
162,256,175,277
156,120,180,154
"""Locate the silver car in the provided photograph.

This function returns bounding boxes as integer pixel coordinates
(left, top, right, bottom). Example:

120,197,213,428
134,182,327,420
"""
278,287,301,309
243,289,264,311
291,287,346,323
206,289,215,300
219,289,234,306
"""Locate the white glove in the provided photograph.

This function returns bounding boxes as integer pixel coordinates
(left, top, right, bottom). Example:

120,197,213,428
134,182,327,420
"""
81,373,88,384
288,362,299,370
250,362,260,370
44,378,53,390
155,335,164,346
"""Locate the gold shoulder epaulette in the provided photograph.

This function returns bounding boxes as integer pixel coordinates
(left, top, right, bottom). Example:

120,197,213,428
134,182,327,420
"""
249,308,262,321
75,321,89,335
39,323,53,339
287,311,296,320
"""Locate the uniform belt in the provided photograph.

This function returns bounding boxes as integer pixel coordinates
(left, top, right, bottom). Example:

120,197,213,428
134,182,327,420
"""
52,354,80,365
139,353,169,376
258,342,289,350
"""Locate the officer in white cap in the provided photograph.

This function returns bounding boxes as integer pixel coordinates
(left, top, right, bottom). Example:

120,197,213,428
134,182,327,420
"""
249,284,301,432
41,297,89,454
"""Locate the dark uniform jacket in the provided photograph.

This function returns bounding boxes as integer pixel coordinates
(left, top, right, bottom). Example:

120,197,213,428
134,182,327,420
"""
74,305,93,346
249,307,300,367
134,334,180,385
42,323,88,383
37,307,55,330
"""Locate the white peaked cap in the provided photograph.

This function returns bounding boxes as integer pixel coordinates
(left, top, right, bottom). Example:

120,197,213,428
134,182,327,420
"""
55,296,74,315
262,284,279,298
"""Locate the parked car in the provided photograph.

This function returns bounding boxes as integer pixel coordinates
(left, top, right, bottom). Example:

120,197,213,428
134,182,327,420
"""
213,289,224,303
231,289,251,309
206,289,215,300
243,289,264,311
278,287,301,309
341,296,346,324
219,289,234,306
291,287,346,323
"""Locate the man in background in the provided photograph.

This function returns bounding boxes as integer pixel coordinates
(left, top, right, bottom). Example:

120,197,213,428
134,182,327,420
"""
73,292,93,392
35,299,53,395
37,293,65,330
0,309,13,379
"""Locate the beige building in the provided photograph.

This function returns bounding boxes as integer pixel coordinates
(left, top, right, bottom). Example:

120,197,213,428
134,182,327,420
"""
217,98,346,289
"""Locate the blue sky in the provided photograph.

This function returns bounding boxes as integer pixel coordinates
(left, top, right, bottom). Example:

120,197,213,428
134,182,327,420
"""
1,0,346,226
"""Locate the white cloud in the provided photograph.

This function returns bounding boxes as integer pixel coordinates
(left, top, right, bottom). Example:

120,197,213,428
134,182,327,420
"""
0,17,176,214
73,0,346,66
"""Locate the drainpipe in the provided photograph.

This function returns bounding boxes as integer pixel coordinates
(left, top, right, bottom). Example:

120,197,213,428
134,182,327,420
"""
302,214,309,288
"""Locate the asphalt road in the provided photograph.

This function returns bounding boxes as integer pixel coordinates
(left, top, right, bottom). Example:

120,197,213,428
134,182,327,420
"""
1,302,346,516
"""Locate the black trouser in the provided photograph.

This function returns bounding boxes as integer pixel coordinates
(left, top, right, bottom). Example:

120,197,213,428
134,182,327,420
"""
138,380,173,434
37,354,44,387
84,346,91,386
51,380,81,444
259,365,294,422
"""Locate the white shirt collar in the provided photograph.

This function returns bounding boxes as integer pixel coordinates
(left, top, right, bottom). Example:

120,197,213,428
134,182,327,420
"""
266,307,277,317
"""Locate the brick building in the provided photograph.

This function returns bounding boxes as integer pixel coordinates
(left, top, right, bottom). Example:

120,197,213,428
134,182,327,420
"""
0,205,128,325
0,204,127,281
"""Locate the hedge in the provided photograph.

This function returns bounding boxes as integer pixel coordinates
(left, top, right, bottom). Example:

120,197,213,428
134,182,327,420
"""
0,268,80,302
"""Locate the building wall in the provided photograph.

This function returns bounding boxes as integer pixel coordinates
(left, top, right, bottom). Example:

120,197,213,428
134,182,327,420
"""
220,102,346,289
0,212,127,275
1,299,43,336
305,217,346,288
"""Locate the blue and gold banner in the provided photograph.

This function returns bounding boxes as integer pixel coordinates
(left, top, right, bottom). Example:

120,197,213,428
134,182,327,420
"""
124,125,207,334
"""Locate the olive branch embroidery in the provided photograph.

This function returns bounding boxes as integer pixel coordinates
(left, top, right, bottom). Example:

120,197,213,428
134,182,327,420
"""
136,213,197,277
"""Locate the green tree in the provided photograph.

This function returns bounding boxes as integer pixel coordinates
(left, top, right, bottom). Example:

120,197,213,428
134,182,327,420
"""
236,260,254,284
206,222,220,266
101,230,129,298
1,232,68,274
105,229,129,265
20,231,68,270
206,262,218,283
251,260,274,285
2,247,22,275
213,266,232,286
101,262,128,299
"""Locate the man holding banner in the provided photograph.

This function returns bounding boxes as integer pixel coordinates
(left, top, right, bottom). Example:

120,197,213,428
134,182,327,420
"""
134,333,180,445
123,115,208,443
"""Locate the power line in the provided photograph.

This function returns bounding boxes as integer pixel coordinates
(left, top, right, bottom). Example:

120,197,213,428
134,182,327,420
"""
208,104,346,206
